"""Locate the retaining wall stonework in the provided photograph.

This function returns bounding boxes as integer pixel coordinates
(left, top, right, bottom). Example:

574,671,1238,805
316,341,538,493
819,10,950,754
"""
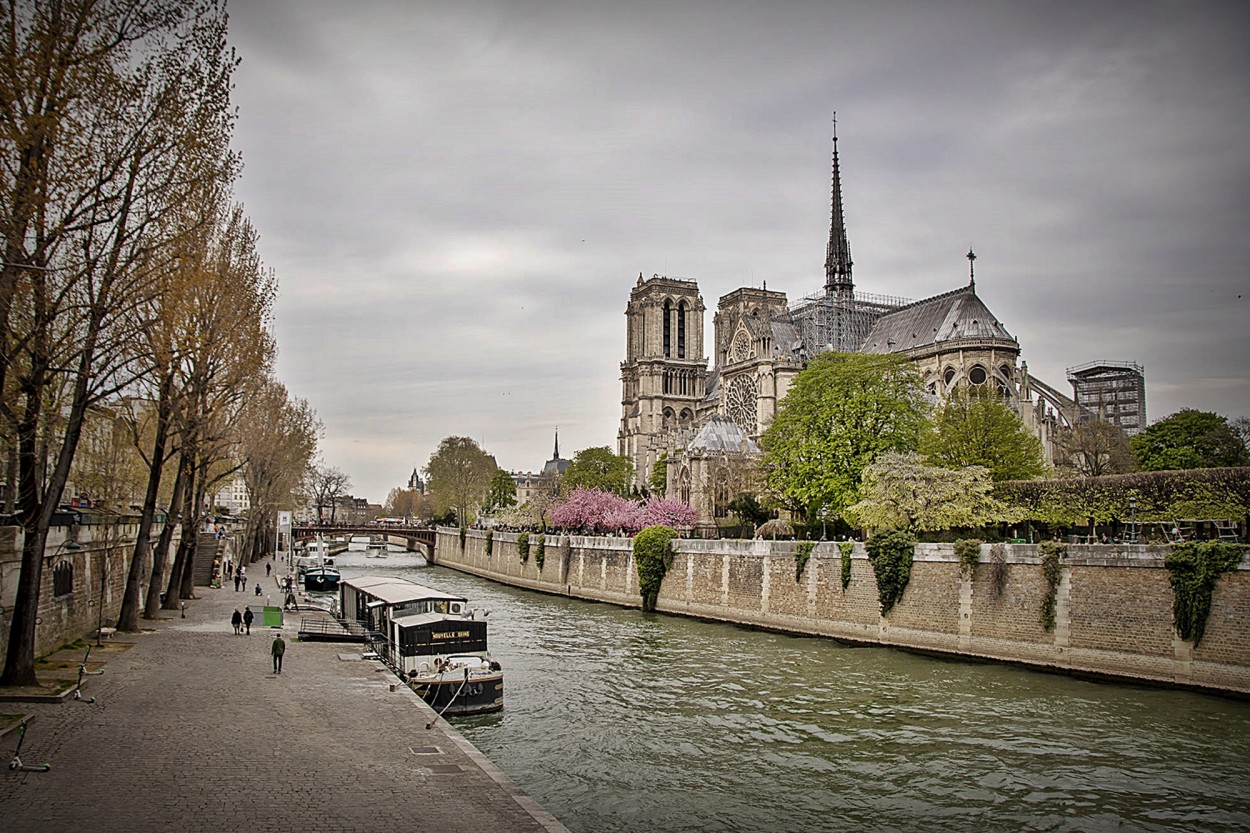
436,529,1250,697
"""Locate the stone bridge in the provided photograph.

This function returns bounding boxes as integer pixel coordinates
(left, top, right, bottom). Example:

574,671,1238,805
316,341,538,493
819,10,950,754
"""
291,525,436,555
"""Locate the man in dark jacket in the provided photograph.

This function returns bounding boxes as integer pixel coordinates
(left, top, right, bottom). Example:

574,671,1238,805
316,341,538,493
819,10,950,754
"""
271,634,286,674
242,606,254,635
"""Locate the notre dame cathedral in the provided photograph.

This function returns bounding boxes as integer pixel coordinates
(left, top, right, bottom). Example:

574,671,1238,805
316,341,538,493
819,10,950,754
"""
618,128,1087,523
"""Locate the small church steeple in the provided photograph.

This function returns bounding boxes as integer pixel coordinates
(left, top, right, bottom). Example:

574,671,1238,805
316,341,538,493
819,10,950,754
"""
824,113,853,297
966,247,977,290
553,428,560,460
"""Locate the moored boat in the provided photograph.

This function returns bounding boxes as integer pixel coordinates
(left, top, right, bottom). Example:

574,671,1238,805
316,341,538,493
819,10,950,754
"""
304,564,341,591
339,575,503,715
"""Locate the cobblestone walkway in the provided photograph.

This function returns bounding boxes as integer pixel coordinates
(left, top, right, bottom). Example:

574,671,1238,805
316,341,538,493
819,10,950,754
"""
1,569,567,833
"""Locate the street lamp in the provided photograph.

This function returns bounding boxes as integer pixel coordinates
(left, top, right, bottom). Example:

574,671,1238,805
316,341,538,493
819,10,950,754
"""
820,508,829,541
1129,495,1137,544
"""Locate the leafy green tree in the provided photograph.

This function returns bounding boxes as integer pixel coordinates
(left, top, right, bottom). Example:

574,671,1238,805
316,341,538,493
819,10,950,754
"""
424,436,496,526
921,388,1046,481
649,453,669,495
561,446,634,496
1131,409,1250,471
845,452,1014,533
760,352,927,520
483,468,518,514
727,492,771,529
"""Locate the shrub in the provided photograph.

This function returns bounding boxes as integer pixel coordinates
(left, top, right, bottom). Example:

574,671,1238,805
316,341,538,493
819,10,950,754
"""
865,529,916,614
517,531,530,564
633,525,678,612
459,526,466,549
534,533,546,571
484,529,493,557
1165,541,1247,646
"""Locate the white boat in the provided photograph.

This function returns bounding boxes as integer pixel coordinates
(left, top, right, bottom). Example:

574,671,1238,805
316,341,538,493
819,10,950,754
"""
365,538,389,557
339,575,503,716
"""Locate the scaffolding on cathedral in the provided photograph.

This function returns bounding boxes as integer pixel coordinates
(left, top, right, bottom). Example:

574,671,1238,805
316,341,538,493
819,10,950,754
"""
789,288,911,355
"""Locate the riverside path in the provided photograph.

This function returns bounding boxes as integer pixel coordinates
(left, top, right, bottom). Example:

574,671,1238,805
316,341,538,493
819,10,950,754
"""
0,564,568,833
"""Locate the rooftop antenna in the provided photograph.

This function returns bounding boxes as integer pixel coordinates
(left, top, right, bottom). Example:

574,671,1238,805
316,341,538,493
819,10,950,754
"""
966,247,977,289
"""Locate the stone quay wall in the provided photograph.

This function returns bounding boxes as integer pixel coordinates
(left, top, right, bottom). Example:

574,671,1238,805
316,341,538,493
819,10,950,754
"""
0,522,181,664
434,528,1250,697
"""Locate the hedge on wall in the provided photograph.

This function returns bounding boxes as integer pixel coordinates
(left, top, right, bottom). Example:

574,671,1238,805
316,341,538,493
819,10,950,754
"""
534,533,546,571
865,529,916,614
838,541,854,591
485,529,493,557
634,525,678,613
517,531,530,564
795,541,814,583
995,467,1250,527
954,539,982,578
1039,541,1067,630
1165,541,1247,646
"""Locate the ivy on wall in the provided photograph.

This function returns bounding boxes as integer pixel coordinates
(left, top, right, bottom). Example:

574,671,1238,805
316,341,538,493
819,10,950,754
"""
989,543,1008,598
838,541,854,591
535,533,546,571
634,525,678,612
459,526,466,549
517,531,530,564
995,466,1250,528
954,539,982,579
795,541,814,583
485,529,493,557
866,530,916,614
1039,541,1067,631
1165,541,1247,646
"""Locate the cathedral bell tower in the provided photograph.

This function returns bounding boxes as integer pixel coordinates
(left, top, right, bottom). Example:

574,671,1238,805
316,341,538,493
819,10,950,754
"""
618,274,707,491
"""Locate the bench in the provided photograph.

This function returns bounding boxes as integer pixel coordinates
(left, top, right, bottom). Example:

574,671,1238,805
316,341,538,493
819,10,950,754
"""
96,627,117,640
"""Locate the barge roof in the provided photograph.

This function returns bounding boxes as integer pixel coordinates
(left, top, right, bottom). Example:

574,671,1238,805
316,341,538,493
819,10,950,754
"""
341,574,466,605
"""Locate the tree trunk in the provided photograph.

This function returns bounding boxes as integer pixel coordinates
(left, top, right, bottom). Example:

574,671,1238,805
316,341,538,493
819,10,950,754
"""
144,455,186,618
162,454,197,609
117,376,173,631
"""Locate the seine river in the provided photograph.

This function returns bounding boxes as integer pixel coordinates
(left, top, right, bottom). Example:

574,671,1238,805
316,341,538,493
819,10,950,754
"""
330,551,1250,833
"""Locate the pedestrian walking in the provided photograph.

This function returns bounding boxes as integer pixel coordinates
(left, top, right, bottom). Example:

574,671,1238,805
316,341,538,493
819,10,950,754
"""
243,606,254,634
230,609,242,635
271,634,286,674
233,573,240,592
265,562,271,577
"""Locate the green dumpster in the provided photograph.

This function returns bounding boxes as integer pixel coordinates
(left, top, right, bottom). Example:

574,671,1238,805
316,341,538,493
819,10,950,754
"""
263,605,283,628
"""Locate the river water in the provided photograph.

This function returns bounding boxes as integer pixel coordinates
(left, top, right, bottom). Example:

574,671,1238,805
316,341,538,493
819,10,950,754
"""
327,550,1250,833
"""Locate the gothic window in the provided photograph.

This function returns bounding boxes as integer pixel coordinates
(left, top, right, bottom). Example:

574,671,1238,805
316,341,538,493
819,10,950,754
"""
999,364,1013,381
943,367,956,386
969,364,988,385
678,301,687,359
663,408,675,430
53,561,74,596
679,408,693,424
726,374,758,432
732,330,751,362
663,299,672,357
679,466,692,506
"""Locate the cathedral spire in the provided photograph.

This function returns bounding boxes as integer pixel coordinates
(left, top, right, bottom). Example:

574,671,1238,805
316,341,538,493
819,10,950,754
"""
966,247,977,290
824,113,853,297
553,428,560,460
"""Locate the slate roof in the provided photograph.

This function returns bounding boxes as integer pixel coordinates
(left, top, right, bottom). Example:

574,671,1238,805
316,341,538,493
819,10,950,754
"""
859,285,1016,354
686,415,759,454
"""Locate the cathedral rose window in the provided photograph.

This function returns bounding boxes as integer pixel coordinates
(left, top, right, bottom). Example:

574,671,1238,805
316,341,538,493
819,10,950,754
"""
727,374,758,431
969,365,987,385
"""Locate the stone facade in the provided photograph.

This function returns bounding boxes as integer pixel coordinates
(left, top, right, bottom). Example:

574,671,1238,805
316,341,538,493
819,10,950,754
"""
0,521,179,665
436,528,1250,696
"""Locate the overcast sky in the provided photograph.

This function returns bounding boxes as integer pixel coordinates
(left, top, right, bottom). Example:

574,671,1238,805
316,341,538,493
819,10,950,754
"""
227,1,1250,503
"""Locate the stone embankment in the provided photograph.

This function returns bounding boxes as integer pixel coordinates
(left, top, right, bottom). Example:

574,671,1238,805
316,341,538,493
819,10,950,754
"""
437,528,1250,697
0,567,569,833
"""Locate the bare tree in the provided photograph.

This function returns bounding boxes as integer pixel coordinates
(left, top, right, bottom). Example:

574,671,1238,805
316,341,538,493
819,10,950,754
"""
1,1,238,685
309,463,352,524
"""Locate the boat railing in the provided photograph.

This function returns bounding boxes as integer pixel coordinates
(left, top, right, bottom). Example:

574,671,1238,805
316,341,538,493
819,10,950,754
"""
297,616,379,644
